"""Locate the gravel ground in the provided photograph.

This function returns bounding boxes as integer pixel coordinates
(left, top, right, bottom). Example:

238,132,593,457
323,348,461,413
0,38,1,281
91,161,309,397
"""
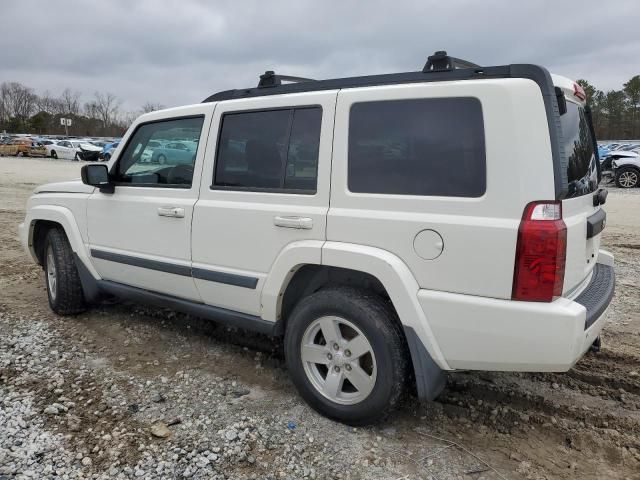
1,157,639,480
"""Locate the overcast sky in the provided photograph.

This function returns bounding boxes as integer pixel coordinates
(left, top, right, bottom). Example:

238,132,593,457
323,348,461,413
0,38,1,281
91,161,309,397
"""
2,0,639,112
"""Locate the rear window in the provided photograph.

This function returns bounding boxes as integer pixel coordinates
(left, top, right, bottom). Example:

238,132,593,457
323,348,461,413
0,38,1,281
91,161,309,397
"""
561,102,597,198
348,98,486,197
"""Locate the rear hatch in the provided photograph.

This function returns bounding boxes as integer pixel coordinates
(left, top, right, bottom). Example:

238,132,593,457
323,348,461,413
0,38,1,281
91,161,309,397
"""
553,76,605,296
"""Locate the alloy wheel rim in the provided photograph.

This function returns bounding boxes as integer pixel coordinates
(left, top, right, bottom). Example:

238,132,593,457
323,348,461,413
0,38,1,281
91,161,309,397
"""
300,316,377,405
620,171,637,187
46,245,57,300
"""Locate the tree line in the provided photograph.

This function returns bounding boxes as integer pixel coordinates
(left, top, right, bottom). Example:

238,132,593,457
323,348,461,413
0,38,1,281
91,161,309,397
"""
2,75,639,140
576,76,640,140
0,81,164,138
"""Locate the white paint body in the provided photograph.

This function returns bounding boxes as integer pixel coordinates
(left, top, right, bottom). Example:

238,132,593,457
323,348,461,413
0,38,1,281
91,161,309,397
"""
19,73,612,373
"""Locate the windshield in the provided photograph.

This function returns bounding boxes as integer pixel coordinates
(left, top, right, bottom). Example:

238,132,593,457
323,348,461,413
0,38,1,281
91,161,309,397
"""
561,101,598,198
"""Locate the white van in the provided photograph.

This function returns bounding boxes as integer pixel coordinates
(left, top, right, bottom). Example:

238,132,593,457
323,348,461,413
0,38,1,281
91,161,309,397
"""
19,51,614,424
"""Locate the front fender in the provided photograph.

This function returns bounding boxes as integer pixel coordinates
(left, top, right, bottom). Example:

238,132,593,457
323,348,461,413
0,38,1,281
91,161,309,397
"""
23,205,100,279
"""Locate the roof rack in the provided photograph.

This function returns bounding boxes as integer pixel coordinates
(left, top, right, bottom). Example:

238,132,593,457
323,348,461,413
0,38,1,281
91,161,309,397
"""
203,51,518,103
422,51,480,72
258,71,315,88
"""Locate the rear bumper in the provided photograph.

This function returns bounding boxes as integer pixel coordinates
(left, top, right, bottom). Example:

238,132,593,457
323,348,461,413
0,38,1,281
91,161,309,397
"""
419,254,615,372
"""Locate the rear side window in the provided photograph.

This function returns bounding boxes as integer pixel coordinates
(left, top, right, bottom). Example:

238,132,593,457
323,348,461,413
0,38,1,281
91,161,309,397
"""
348,98,486,197
213,107,322,193
561,102,597,198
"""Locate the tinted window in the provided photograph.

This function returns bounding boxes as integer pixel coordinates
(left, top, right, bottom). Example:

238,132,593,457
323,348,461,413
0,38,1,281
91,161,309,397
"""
561,102,597,198
115,117,204,187
214,107,321,192
348,98,486,197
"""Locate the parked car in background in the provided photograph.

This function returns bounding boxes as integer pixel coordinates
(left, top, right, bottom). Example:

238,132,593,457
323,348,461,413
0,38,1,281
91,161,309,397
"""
600,149,639,172
100,141,120,161
42,140,59,158
74,141,103,161
48,140,102,160
150,141,197,164
0,138,47,157
612,154,640,188
598,145,610,159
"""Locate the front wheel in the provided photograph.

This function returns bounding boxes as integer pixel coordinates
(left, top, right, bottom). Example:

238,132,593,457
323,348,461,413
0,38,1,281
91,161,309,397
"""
50,150,58,159
284,288,408,425
615,167,639,188
44,228,86,315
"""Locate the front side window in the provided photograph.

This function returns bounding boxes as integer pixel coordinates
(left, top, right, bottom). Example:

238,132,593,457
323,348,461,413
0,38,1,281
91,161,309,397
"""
213,107,322,193
114,116,204,187
348,98,486,197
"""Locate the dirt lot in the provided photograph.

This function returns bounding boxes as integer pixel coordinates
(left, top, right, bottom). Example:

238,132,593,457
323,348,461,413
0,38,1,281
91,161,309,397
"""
1,157,639,480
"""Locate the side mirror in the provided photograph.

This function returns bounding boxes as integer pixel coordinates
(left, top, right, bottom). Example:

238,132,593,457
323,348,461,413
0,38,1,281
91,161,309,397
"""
81,164,114,193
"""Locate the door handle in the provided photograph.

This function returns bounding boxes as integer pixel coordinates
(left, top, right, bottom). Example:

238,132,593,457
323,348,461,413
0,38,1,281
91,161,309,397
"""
157,206,185,218
274,216,313,230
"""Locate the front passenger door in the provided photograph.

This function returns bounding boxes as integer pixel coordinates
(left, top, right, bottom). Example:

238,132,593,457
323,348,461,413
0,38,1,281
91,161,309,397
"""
86,106,214,300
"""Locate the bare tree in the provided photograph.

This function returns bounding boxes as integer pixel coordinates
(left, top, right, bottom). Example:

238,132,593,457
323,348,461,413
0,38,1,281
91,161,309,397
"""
84,100,99,119
1,82,37,119
118,110,138,128
93,92,121,128
36,90,64,115
140,101,165,114
59,88,81,116
0,83,9,122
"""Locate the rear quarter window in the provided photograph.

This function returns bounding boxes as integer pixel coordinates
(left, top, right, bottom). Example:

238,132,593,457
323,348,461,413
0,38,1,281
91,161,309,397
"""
348,97,486,197
561,102,597,198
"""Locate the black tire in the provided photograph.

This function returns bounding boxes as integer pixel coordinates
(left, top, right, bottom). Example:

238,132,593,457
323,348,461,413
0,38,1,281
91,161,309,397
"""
51,150,58,159
284,287,408,425
43,228,86,315
157,154,167,164
614,166,640,188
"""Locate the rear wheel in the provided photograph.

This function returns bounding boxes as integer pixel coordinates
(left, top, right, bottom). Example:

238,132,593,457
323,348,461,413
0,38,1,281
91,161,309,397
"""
284,287,408,425
157,154,167,164
615,167,639,188
43,228,86,315
51,150,58,159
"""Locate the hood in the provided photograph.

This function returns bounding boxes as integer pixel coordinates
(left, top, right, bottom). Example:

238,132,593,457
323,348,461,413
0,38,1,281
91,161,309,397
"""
603,150,638,158
613,156,640,168
79,143,102,152
34,179,95,194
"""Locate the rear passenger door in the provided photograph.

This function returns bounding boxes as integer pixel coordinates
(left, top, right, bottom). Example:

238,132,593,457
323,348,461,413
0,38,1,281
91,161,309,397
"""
192,91,337,316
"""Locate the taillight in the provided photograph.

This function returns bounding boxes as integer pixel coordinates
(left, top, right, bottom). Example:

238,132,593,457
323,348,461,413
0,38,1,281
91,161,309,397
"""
512,201,567,302
573,83,586,101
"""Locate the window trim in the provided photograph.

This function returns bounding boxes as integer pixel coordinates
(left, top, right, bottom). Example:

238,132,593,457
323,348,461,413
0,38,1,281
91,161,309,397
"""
210,105,322,195
346,97,487,198
110,114,205,189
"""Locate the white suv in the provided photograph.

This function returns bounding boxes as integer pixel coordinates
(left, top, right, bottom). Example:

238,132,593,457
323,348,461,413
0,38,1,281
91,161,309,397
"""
19,52,615,425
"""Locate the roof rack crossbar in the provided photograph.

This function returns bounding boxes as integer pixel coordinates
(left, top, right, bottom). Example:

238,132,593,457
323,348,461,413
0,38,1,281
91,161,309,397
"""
422,51,480,72
258,71,316,88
